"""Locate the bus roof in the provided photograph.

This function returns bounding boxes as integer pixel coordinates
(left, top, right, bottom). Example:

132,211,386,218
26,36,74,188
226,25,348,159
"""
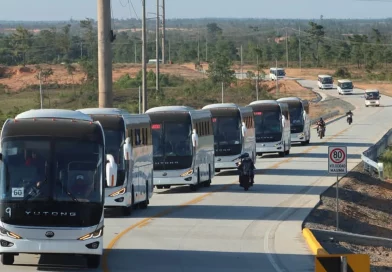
270,67,284,70
15,109,93,122
337,79,352,83
145,106,195,113
277,97,303,102
249,100,279,106
365,89,379,93
77,108,130,116
318,75,332,78
202,103,239,110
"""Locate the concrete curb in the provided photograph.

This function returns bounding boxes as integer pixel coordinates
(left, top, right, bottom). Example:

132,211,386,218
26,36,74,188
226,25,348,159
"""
302,228,329,255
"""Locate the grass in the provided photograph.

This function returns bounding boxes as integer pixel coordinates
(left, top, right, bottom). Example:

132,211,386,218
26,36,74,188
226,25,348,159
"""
378,147,392,179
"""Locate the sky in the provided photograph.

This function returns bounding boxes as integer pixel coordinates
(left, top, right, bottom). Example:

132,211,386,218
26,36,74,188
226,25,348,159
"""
1,0,392,21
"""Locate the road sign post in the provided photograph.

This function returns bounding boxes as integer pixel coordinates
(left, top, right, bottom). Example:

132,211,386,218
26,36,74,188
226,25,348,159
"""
328,146,347,231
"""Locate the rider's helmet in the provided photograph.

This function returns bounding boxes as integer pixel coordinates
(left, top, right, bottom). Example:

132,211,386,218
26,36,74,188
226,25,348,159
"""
319,117,323,121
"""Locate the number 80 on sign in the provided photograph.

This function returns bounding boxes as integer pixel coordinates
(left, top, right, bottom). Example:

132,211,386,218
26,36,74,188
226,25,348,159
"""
328,146,347,174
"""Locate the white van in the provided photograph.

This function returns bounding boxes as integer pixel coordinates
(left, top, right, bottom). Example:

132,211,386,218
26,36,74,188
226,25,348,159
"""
317,75,334,89
364,89,381,107
337,79,353,95
270,68,286,81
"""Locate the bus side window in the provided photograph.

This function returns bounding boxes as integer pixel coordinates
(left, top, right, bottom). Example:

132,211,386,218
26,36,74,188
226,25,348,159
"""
135,128,141,146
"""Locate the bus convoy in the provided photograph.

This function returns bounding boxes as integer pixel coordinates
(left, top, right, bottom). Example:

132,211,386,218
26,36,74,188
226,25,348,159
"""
0,97,316,267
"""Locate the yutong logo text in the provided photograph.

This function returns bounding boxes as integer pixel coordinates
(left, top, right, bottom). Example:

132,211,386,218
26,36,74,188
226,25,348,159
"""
25,211,77,217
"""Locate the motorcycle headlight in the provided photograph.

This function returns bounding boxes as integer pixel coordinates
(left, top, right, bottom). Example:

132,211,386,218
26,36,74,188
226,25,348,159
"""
77,227,104,241
0,227,22,239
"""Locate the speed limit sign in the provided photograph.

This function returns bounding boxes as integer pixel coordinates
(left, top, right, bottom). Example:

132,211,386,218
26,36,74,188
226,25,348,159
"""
328,146,347,174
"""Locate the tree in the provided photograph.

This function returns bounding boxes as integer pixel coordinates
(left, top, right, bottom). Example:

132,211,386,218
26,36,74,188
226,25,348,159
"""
66,63,76,93
9,27,33,66
206,52,235,85
305,22,325,66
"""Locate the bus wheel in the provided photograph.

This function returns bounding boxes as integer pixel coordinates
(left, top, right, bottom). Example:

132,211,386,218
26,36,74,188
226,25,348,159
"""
204,165,212,187
86,255,101,269
285,149,290,155
163,185,171,189
1,253,14,265
190,184,198,191
156,185,164,189
215,168,221,173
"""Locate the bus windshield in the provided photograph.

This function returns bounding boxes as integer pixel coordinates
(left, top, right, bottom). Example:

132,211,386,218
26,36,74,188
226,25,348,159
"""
151,121,193,170
321,77,333,84
365,92,379,100
212,116,241,145
254,110,282,142
340,82,353,89
0,138,103,204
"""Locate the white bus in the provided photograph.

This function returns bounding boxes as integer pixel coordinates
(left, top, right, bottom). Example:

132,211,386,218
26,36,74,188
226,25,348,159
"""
270,67,286,81
337,79,354,95
0,109,117,268
202,103,256,172
364,89,381,107
277,97,311,145
77,108,153,216
317,75,334,89
248,100,291,157
145,106,215,191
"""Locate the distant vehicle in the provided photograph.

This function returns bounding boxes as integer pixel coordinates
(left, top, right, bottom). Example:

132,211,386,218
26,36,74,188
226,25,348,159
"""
269,67,286,81
337,79,354,95
364,89,381,107
317,75,334,89
77,108,153,216
202,103,256,172
145,106,214,191
0,109,117,268
248,100,291,157
277,97,311,145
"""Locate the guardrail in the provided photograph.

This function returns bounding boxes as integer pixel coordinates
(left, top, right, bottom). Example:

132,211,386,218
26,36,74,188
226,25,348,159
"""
361,128,392,179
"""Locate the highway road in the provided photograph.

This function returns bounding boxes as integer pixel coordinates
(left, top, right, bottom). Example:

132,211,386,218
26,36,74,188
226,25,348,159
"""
2,80,392,272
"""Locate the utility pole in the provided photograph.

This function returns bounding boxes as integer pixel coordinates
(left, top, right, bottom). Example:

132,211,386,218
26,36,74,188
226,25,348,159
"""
197,31,200,63
97,0,113,108
286,28,289,68
134,43,137,63
141,0,147,112
299,25,302,71
240,45,243,79
38,71,43,109
276,59,279,96
169,40,171,63
256,44,259,101
156,0,160,93
161,0,166,64
206,39,208,62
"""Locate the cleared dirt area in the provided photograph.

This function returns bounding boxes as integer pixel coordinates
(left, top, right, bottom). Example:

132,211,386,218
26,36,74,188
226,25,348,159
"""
304,162,392,271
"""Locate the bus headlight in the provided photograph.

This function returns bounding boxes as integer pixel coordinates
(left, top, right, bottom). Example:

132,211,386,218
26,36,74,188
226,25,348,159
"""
181,169,193,177
0,227,22,239
77,227,104,241
274,141,282,147
109,187,126,197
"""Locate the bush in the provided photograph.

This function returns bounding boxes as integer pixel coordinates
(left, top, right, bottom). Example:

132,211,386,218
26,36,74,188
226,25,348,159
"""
334,67,351,78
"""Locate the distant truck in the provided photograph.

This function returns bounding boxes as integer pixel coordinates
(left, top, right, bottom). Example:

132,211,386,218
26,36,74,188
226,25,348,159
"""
269,68,286,81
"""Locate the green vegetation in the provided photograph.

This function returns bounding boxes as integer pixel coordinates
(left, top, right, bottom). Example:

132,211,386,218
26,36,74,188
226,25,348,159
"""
379,147,392,179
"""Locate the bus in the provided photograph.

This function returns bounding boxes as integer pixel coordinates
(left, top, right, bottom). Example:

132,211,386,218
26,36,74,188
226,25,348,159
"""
317,75,334,89
145,106,215,191
270,67,286,81
202,103,256,172
77,108,153,216
248,100,291,157
0,109,117,268
337,79,354,95
364,89,381,107
277,97,311,145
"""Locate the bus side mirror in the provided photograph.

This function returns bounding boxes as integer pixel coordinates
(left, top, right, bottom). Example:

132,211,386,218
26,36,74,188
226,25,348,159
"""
123,137,132,161
242,123,247,136
192,131,198,148
106,154,117,187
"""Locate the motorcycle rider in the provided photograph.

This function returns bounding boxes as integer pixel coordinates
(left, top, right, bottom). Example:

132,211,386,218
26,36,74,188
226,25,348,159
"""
237,153,255,186
346,110,354,123
316,117,326,134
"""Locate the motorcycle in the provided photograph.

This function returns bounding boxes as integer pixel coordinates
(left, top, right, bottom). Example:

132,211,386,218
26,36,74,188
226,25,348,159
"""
232,153,254,191
347,115,353,125
317,125,325,139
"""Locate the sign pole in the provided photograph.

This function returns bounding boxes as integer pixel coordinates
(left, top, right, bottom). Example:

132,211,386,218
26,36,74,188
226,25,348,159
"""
336,174,339,231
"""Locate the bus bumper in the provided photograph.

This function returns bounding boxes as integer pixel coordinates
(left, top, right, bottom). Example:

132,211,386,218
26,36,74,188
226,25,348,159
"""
256,141,284,153
215,154,240,169
365,100,379,106
0,223,103,255
340,89,353,94
153,169,196,186
104,187,132,207
291,132,306,143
